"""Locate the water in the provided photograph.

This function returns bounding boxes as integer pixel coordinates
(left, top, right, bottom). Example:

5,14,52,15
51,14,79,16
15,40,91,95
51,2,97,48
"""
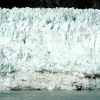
0,90,100,100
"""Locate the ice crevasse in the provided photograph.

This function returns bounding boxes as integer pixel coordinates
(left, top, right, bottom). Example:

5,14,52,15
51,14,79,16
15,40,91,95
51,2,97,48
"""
0,7,100,90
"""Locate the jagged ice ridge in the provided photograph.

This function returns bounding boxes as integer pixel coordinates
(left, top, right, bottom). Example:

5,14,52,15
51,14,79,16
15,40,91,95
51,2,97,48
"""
0,7,100,90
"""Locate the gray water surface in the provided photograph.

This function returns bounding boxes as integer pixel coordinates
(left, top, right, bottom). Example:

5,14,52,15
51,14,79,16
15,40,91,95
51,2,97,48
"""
0,90,100,100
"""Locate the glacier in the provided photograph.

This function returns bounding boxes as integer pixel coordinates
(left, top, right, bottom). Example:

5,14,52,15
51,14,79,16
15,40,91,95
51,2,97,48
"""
0,7,100,90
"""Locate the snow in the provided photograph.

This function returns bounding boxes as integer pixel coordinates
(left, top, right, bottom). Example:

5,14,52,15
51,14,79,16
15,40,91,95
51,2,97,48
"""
0,7,100,90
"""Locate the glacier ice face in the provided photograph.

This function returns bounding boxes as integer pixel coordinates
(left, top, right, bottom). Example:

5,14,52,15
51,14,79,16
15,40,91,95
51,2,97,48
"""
0,7,100,90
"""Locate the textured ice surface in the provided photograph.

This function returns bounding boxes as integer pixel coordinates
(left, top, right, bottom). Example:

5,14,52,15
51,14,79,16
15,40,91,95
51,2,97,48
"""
0,8,100,90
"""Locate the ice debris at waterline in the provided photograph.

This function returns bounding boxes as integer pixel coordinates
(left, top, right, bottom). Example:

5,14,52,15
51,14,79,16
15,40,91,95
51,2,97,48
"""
0,7,100,90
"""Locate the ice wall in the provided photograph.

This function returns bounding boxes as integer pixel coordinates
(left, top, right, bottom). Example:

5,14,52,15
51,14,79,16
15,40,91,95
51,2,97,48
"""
0,8,100,90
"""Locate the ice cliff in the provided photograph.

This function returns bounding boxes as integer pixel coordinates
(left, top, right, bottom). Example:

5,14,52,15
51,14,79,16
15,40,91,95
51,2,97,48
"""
0,7,100,90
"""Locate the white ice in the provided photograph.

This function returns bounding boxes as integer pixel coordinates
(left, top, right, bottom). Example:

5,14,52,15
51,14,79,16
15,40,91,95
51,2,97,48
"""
0,7,100,90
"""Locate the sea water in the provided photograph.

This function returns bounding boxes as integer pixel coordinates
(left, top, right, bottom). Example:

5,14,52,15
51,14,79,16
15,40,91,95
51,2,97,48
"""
0,90,100,100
